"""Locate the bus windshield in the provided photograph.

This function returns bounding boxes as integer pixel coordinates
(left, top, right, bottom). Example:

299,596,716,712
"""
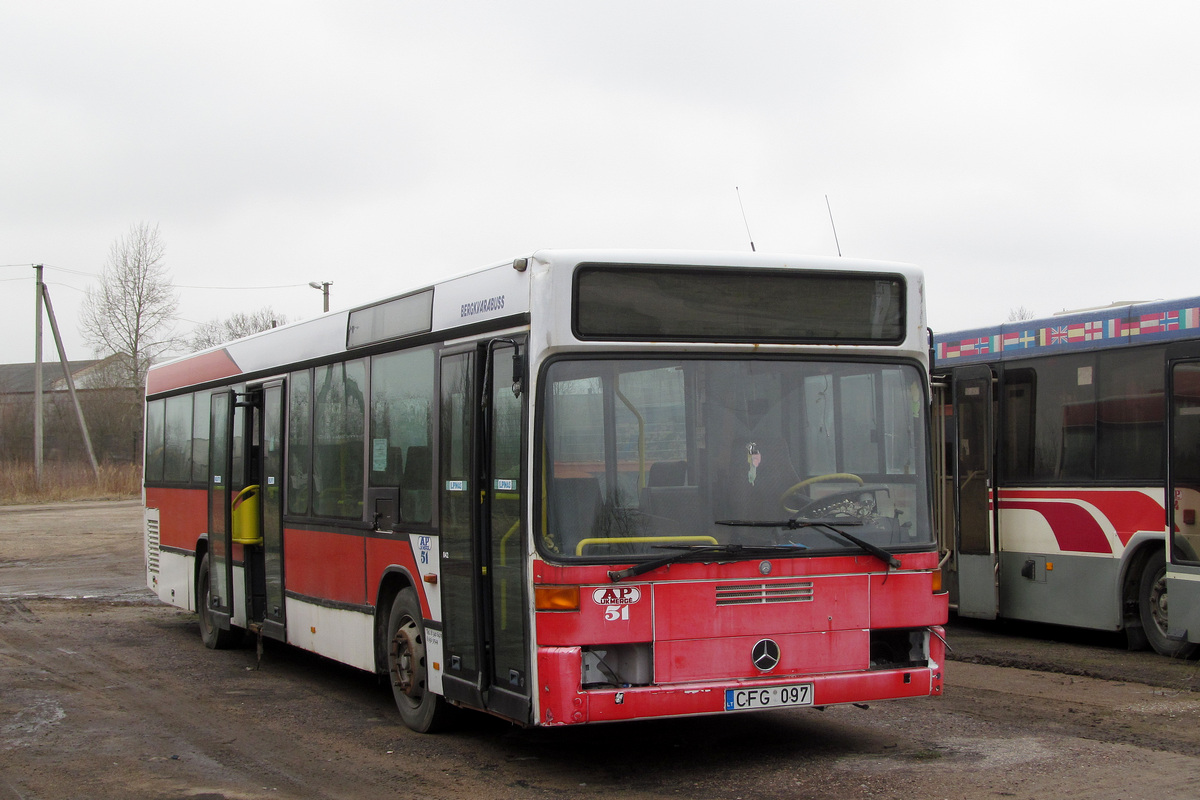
539,356,932,561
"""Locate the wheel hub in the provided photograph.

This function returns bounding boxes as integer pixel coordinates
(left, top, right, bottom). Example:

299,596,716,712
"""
390,620,423,697
1150,575,1170,633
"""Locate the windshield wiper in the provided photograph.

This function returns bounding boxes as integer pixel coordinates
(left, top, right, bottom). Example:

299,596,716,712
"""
607,543,808,583
715,518,901,569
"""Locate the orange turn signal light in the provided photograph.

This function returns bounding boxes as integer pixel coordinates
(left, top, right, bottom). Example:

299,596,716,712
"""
931,568,943,594
535,585,580,611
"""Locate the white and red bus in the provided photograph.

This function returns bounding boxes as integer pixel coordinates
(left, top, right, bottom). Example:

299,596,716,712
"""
934,298,1200,656
144,249,947,731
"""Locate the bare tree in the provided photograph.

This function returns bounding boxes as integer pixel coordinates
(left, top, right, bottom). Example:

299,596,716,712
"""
1007,305,1036,322
190,307,289,351
80,223,179,389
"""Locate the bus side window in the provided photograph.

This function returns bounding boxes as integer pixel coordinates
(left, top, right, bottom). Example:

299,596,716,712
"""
163,394,193,483
312,360,366,519
402,446,432,523
370,346,435,525
288,370,312,516
1001,368,1035,481
145,399,166,483
1097,346,1165,481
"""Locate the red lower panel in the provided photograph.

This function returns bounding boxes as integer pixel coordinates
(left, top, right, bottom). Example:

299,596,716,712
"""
365,537,423,613
284,528,367,605
869,571,949,629
145,488,208,551
537,627,945,726
653,574,869,640
656,630,868,682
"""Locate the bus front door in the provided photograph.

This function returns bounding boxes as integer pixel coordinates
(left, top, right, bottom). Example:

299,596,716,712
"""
439,343,531,723
953,365,1000,620
1166,348,1200,643
481,340,530,722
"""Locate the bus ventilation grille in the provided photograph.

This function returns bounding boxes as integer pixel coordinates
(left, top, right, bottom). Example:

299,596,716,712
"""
716,581,814,606
145,509,160,575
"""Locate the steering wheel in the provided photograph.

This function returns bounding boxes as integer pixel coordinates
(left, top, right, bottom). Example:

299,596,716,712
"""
780,473,864,514
793,487,880,521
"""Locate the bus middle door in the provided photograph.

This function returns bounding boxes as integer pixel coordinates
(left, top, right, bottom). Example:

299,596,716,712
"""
1166,347,1200,644
952,365,1000,620
238,379,287,642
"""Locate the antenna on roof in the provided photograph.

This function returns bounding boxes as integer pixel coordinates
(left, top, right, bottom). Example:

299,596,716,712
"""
735,186,756,252
825,195,842,257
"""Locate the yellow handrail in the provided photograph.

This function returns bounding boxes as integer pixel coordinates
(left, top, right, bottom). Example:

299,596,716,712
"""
614,374,647,490
499,518,521,630
499,519,520,567
576,535,718,556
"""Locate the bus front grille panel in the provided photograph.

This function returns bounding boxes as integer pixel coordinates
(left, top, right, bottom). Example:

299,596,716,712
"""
715,581,814,606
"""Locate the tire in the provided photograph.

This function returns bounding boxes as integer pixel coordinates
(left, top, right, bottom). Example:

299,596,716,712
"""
386,588,450,732
1138,550,1197,658
196,552,242,650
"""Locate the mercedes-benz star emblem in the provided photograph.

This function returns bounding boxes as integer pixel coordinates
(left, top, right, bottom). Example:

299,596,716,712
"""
752,638,780,671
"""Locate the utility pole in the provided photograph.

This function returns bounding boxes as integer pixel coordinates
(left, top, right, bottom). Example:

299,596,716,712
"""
42,282,100,479
33,264,44,488
31,265,100,486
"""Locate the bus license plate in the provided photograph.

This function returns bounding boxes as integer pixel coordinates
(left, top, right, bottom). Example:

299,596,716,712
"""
725,683,814,711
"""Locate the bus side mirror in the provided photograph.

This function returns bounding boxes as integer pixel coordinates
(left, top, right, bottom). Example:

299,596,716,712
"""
512,349,524,397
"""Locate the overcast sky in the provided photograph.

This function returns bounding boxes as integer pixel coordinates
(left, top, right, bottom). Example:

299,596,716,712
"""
3,2,1198,367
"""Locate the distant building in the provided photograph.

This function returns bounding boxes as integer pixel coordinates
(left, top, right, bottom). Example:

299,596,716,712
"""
0,356,142,463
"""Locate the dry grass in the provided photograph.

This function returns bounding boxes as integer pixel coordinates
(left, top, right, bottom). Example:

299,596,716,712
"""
0,460,141,505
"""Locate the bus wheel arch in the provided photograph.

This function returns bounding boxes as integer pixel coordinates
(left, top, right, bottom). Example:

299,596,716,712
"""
374,573,411,674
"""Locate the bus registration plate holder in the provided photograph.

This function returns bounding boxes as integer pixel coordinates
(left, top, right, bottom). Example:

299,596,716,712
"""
725,683,814,711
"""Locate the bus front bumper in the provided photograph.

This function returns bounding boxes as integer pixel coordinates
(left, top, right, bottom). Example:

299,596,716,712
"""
534,626,945,726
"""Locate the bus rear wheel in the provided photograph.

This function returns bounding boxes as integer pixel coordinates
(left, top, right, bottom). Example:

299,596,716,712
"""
196,553,242,650
387,588,450,732
1138,550,1197,658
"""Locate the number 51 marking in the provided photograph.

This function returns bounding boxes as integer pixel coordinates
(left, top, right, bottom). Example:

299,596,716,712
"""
604,605,630,622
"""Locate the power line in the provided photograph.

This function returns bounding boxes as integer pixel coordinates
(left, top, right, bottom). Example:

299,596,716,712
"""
6,262,313,291
44,281,87,294
43,264,97,278
175,282,312,290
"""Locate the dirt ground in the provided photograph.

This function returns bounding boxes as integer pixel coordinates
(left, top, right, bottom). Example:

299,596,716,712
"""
4,501,1200,800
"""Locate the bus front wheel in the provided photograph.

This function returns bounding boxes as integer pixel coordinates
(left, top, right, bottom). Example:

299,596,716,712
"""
387,588,450,732
1138,550,1197,658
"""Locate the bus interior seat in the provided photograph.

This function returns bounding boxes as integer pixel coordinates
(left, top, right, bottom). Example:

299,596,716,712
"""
640,485,707,534
549,477,602,549
647,459,687,487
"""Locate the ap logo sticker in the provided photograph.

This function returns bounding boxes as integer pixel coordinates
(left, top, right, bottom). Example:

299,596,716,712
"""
592,586,642,622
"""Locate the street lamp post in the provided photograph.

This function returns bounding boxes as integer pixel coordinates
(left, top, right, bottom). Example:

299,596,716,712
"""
309,281,331,313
